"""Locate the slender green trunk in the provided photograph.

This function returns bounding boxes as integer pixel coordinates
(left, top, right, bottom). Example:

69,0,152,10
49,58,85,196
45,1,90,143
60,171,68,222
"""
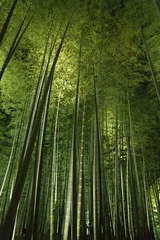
71,29,82,240
62,153,73,240
142,149,150,233
0,129,17,197
93,73,104,238
0,17,72,239
88,123,94,236
125,120,137,238
0,0,18,45
33,89,50,240
127,90,141,205
50,96,60,240
120,161,127,238
77,101,85,239
93,124,98,240
114,104,119,240
0,16,32,80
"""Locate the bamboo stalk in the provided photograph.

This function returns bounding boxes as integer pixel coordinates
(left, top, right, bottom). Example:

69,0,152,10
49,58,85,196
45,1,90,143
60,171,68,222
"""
50,95,61,240
77,100,86,240
0,16,72,239
0,16,33,80
0,0,18,45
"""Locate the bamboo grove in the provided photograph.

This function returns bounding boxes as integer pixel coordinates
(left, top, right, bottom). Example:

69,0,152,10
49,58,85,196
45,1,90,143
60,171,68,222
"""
0,0,160,239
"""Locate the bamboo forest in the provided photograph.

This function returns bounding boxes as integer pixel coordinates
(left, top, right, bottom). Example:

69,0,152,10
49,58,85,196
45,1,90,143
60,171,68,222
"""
0,0,160,239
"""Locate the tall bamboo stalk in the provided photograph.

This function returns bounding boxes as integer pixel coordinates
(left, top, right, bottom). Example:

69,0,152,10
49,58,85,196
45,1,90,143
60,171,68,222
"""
93,123,98,240
93,73,104,239
0,17,72,239
0,0,18,45
77,101,85,240
0,16,32,80
50,95,61,240
114,103,119,240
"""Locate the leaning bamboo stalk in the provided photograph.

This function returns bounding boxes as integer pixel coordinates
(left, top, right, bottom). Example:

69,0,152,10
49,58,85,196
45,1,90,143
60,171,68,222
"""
18,31,51,169
0,0,18,45
0,16,33,80
27,88,51,240
33,90,50,240
0,16,72,239
11,203,20,240
19,21,61,170
0,129,17,197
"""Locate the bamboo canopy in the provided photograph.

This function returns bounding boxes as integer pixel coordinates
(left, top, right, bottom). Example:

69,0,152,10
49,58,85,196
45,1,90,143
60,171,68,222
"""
0,0,160,239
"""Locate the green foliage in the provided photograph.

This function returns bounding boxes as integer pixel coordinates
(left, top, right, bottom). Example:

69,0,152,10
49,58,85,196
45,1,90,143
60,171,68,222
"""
0,0,160,239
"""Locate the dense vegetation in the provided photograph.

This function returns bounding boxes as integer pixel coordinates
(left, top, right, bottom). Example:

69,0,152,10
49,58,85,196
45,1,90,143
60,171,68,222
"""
0,0,160,239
